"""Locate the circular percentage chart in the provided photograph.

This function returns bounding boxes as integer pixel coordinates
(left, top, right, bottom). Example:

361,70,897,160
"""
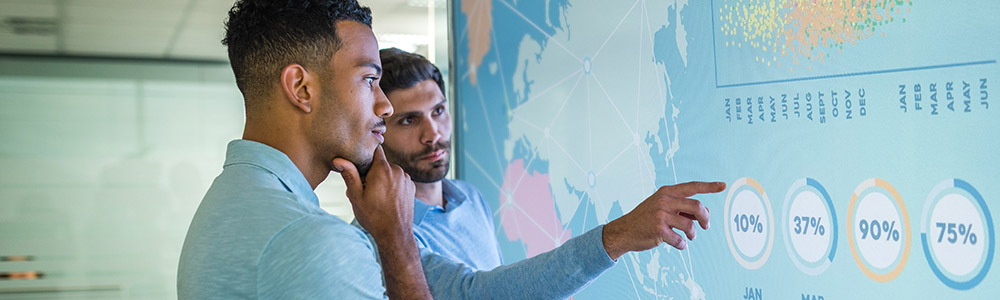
847,178,912,282
920,179,994,290
782,178,838,275
725,177,775,270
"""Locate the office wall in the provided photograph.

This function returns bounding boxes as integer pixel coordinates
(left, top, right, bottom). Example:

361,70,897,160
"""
0,56,351,299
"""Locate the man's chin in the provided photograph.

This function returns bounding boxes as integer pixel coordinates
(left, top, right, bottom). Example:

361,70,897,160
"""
356,160,373,179
409,164,449,183
411,174,447,183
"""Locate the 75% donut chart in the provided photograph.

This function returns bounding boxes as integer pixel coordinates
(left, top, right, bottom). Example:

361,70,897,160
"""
934,223,977,245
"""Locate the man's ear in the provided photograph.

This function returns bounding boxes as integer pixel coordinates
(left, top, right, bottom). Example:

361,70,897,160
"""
279,64,315,113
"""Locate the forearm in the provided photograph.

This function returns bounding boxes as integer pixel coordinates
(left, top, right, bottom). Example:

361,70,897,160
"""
375,232,432,300
601,218,630,260
422,225,615,299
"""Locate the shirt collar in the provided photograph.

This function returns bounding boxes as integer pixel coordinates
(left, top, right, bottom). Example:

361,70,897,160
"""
412,199,432,226
223,139,320,207
412,179,469,226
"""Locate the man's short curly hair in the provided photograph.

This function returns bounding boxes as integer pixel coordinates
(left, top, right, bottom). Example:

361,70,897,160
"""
222,0,372,103
378,48,445,97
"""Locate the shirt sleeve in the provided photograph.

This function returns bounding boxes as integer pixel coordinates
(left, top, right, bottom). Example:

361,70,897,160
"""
257,215,388,300
421,225,616,299
472,186,505,265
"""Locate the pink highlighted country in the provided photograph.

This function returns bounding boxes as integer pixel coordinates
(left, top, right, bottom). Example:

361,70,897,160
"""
499,159,571,258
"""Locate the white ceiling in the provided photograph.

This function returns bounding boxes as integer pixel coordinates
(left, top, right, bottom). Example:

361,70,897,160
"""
0,0,436,61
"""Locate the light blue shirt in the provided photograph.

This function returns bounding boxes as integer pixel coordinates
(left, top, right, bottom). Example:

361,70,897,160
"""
412,179,503,270
178,140,616,299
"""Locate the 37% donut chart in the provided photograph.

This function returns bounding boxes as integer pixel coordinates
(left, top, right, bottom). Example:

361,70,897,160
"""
793,216,826,236
782,178,838,275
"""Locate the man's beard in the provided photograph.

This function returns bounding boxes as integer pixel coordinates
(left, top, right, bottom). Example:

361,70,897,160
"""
341,120,384,181
356,160,373,180
383,140,450,183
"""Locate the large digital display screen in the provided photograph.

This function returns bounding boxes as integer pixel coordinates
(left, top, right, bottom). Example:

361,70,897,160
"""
452,0,997,298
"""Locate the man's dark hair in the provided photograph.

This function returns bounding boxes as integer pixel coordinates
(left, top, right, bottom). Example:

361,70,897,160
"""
222,0,372,103
378,48,445,96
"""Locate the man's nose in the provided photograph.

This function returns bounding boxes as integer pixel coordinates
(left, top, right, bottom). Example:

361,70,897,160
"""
422,119,441,145
374,85,393,118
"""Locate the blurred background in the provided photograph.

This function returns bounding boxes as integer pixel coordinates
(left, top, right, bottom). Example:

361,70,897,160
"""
0,0,449,298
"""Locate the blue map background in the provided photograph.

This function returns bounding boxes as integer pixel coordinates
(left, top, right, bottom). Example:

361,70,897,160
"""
451,0,1000,298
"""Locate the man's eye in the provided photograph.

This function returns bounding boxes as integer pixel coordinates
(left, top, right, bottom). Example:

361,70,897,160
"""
434,106,445,115
400,117,413,125
365,77,376,86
